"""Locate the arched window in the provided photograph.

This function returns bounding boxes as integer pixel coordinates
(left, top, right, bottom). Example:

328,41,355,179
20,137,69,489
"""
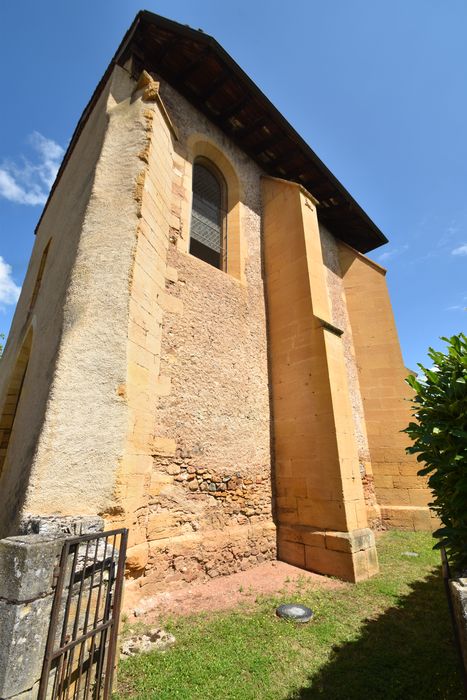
190,160,226,270
0,328,33,478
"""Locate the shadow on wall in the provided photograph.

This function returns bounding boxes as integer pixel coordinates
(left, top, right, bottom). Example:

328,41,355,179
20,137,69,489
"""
0,79,115,538
257,178,280,547
288,569,464,700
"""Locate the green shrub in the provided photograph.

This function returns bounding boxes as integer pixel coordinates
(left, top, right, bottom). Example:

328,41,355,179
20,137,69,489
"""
404,333,467,572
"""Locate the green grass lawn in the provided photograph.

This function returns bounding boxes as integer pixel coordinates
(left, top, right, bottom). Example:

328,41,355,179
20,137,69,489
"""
115,531,463,699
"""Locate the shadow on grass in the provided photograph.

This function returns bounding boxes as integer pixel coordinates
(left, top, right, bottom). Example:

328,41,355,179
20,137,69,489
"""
290,569,464,700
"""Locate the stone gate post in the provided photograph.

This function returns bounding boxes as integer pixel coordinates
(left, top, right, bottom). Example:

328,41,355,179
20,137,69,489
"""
0,534,64,699
0,516,104,700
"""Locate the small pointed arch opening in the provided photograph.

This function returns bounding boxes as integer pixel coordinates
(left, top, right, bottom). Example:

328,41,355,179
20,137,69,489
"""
0,327,33,478
30,239,51,310
189,158,227,270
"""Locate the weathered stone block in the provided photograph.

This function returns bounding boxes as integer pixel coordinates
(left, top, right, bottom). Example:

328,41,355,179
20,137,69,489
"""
150,437,176,456
0,594,53,698
304,537,379,583
165,266,178,283
19,515,104,537
277,538,305,568
0,535,63,602
154,376,171,396
325,527,375,554
9,682,40,699
126,543,149,577
159,292,183,315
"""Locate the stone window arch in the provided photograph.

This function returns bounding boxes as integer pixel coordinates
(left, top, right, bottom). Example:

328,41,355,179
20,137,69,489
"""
190,158,227,270
0,327,33,478
186,137,245,282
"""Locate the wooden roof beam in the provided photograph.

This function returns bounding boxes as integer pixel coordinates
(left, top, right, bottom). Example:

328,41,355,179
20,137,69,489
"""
249,134,287,156
217,94,250,121
173,46,212,83
235,116,269,139
201,70,229,100
148,36,186,67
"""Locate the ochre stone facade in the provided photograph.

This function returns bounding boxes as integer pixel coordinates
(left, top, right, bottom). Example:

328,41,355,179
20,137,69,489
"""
0,14,434,606
338,245,436,530
106,72,276,604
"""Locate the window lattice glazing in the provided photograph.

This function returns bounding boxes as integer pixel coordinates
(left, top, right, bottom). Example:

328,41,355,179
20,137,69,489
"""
190,163,225,268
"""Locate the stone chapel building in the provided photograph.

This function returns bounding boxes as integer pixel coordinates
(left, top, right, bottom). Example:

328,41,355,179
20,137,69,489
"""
0,12,435,606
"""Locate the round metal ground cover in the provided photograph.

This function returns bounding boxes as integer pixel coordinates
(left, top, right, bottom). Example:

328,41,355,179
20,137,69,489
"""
276,604,314,623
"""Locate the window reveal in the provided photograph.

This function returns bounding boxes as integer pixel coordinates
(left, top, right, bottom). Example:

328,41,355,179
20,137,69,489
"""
189,161,226,269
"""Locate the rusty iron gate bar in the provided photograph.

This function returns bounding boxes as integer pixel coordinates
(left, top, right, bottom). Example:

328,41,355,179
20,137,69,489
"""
38,528,128,700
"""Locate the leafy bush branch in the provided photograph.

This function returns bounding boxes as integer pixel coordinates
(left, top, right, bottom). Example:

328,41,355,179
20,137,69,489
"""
404,333,467,571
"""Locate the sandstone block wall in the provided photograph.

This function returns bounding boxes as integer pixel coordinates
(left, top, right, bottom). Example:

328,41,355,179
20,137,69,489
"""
0,64,276,601
0,56,433,603
261,176,378,582
338,243,434,530
104,75,276,605
320,226,380,528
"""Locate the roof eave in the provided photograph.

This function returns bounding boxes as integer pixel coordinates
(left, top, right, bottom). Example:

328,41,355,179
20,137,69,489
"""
35,10,388,254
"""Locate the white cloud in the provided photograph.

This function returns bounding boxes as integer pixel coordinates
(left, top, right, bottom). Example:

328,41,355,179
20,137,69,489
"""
0,132,64,206
377,244,409,262
451,244,467,257
0,257,21,310
436,223,459,249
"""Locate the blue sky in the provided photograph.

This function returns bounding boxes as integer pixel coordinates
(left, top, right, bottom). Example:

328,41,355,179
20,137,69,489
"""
0,0,465,369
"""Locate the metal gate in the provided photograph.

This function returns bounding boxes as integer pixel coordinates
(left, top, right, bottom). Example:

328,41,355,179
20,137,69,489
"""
38,528,128,700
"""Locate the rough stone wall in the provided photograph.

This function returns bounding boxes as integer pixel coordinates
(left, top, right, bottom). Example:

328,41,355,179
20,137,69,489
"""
0,49,432,608
118,77,276,605
158,249,274,521
19,66,150,524
0,71,122,537
319,224,381,528
0,63,275,603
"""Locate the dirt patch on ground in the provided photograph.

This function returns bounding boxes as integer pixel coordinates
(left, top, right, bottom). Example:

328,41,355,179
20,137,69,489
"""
134,561,345,621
